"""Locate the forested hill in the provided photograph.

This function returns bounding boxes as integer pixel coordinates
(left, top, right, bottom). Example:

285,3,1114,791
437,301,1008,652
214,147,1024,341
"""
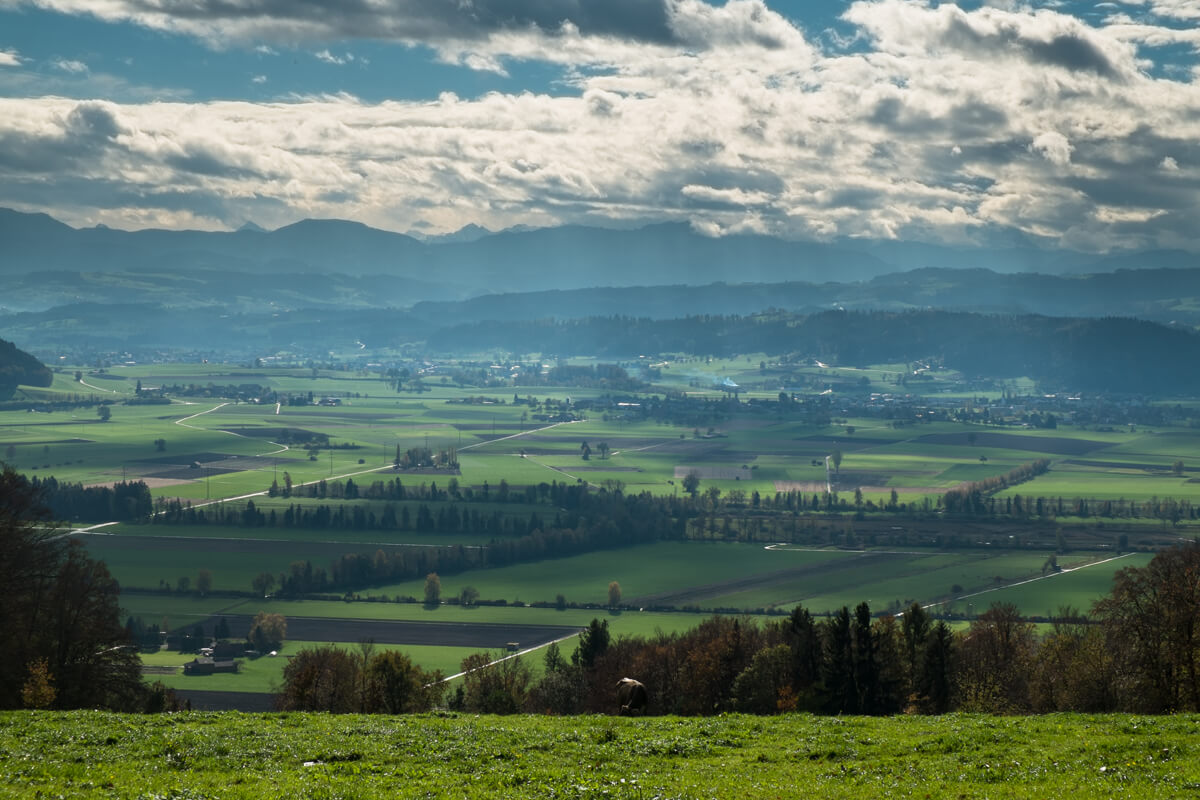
0,337,51,398
410,267,1200,326
431,310,1200,394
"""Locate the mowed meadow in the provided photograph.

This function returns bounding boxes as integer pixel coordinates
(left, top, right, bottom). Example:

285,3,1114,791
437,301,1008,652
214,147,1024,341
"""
1,360,1194,705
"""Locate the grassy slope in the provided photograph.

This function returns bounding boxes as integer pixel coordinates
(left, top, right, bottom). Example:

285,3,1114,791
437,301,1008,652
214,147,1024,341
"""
1,711,1194,799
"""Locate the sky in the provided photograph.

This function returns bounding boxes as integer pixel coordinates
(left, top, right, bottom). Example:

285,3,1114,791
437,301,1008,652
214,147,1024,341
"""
1,0,1199,253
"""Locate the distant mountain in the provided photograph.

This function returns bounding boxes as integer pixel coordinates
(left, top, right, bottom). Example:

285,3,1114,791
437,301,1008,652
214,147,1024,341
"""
0,336,52,398
8,208,1194,298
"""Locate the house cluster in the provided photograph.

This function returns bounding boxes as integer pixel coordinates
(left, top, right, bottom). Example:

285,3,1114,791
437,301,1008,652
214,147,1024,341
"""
182,642,246,676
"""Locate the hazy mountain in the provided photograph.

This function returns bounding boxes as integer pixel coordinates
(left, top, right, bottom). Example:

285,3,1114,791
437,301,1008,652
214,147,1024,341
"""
7,209,1192,300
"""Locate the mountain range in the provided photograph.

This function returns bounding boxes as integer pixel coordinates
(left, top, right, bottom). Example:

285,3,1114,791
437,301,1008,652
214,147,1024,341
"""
4,208,1196,307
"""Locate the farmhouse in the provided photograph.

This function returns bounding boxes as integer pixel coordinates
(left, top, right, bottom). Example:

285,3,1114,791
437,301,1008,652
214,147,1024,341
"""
183,657,239,676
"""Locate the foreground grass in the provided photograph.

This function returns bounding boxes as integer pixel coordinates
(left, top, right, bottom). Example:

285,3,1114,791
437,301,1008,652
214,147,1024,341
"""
1,712,1195,799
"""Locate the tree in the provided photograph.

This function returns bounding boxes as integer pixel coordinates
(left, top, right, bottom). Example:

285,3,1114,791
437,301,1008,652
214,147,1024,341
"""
195,569,212,596
682,469,701,497
365,651,443,714
597,442,610,460
21,658,56,709
607,581,622,608
278,645,359,712
956,602,1035,713
153,438,166,452
247,612,287,652
459,651,532,713
424,572,441,605
0,466,146,710
573,618,610,670
459,585,480,606
830,449,843,475
97,405,111,422
731,644,792,714
1093,542,1200,711
251,571,276,597
580,441,591,460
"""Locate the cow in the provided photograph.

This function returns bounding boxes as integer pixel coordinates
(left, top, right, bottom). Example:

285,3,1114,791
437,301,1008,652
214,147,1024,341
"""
616,677,648,716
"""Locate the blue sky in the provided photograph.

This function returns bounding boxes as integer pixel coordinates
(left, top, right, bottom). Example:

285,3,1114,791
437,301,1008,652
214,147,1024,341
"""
2,0,1199,252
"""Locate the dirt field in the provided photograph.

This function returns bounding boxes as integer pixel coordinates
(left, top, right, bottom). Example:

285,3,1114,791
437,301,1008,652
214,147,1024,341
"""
172,690,278,712
675,465,752,480
209,614,581,649
84,477,193,489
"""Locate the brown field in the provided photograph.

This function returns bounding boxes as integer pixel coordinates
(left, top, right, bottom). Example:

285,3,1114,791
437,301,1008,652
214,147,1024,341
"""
675,465,752,480
85,477,193,489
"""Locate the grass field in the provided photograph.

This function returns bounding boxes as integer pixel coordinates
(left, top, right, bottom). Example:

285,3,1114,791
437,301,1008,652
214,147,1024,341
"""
11,364,1200,507
141,640,476,693
2,710,1194,799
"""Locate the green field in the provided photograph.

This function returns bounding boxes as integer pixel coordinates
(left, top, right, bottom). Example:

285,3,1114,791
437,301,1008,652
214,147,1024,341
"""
141,640,475,693
7,363,1194,716
2,711,1194,799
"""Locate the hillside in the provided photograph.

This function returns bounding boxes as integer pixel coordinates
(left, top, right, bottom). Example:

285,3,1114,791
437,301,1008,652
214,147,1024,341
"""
1,711,1190,798
0,337,51,398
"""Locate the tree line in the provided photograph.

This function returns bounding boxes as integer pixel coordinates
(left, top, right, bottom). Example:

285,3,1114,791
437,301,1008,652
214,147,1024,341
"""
0,466,173,711
28,476,153,522
431,310,1200,394
279,542,1200,717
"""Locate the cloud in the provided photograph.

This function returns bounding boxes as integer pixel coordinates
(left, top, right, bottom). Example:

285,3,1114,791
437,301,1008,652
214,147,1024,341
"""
843,0,1137,78
1,1,1199,255
1030,131,1074,166
4,0,675,50
52,58,89,73
314,49,352,65
0,49,21,67
251,74,267,84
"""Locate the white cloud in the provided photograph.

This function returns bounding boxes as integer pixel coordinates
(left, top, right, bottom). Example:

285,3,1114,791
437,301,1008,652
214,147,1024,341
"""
1030,131,1074,165
52,58,89,73
0,49,21,67
251,74,267,84
0,1,1199,254
314,49,352,65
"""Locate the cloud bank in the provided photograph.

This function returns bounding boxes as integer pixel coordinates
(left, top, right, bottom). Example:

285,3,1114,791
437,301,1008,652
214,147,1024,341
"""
0,0,1198,253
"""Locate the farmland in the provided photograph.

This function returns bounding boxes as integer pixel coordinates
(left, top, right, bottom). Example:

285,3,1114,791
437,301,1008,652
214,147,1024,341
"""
4,360,1197,707
2,710,1195,799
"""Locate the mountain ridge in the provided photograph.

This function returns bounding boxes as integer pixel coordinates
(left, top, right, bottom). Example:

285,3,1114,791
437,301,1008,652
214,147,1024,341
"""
4,208,1195,297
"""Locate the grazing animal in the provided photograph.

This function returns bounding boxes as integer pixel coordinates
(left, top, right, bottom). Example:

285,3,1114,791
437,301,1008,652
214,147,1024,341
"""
616,677,648,716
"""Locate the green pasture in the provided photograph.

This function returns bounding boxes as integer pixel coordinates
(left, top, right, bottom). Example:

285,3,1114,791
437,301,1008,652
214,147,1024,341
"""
5,711,1197,799
142,640,474,694
366,541,855,608
950,552,1155,617
995,469,1200,503
789,550,1093,614
77,531,474,593
119,594,245,628
16,368,1200,509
